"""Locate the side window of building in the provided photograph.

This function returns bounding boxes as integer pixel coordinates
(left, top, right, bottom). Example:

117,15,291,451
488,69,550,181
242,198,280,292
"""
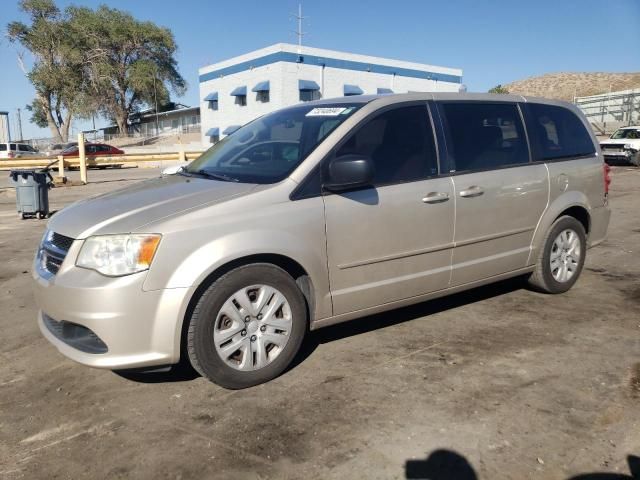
235,95,247,107
525,103,595,161
257,91,270,103
335,105,438,186
210,100,218,111
300,90,321,102
439,102,529,172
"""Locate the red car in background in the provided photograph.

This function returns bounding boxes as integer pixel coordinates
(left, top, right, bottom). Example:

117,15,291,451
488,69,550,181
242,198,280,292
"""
61,143,124,169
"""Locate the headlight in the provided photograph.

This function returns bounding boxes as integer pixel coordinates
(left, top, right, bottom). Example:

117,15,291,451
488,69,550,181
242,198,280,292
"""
76,234,161,276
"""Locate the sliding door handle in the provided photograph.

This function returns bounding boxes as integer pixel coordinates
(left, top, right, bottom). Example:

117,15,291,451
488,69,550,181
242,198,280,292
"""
459,186,484,198
422,192,450,204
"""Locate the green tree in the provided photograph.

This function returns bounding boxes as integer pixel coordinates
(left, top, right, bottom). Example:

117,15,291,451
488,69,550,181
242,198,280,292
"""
68,5,186,134
7,0,86,142
489,84,510,94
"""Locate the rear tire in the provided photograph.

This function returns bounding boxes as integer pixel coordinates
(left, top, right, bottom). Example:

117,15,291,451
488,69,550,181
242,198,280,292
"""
528,215,586,294
187,264,308,389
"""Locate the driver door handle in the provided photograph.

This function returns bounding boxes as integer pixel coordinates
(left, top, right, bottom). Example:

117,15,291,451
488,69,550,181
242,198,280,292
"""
422,192,450,204
459,186,484,198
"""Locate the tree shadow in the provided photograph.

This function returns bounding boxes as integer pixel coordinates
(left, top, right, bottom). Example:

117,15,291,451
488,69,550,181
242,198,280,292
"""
404,450,639,479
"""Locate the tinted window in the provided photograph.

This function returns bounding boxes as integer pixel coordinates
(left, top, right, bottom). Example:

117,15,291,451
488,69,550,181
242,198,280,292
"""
336,105,437,185
9,144,16,151
440,102,529,172
18,144,33,152
0,144,6,151
526,103,595,160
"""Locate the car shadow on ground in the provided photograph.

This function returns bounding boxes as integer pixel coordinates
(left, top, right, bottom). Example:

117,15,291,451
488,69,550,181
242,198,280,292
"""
116,276,528,384
404,449,640,479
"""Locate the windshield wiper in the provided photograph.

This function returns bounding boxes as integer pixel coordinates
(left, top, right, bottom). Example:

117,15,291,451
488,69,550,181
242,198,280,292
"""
190,169,239,182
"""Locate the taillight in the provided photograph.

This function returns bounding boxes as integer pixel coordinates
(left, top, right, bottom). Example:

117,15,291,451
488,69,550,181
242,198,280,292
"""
603,163,611,195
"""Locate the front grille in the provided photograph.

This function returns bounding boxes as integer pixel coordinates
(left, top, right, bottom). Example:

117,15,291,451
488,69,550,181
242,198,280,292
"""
43,314,108,354
600,144,625,152
39,230,74,276
50,232,74,251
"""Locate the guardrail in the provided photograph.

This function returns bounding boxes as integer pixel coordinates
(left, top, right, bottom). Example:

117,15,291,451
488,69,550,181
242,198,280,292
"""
0,133,205,184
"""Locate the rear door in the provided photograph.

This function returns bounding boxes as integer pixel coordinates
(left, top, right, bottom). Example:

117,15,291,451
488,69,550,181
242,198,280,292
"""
323,103,455,314
436,101,549,285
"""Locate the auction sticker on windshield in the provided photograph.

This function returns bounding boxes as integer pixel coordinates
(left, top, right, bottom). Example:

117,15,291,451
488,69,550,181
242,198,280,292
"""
306,107,347,116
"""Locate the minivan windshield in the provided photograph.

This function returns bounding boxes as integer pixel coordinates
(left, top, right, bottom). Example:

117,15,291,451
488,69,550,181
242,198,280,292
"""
186,103,363,183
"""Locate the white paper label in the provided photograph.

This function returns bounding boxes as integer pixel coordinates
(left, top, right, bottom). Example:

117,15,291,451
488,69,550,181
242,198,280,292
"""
306,107,347,117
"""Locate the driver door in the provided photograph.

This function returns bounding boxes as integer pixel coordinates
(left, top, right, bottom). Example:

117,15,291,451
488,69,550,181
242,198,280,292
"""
323,104,455,315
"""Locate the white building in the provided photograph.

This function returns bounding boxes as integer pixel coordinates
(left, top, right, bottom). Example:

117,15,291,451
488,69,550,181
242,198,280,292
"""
199,43,463,144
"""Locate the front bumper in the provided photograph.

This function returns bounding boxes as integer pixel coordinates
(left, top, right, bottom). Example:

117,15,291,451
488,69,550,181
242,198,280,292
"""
33,253,193,370
602,150,639,165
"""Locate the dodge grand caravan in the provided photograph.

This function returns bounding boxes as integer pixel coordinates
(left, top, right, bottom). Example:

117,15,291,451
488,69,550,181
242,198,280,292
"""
33,93,611,389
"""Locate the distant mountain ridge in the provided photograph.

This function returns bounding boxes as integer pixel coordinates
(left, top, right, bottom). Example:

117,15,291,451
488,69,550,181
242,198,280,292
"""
505,72,640,101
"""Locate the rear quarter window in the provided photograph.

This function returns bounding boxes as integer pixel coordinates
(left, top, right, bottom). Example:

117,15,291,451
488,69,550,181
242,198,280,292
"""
524,103,595,161
0,144,6,151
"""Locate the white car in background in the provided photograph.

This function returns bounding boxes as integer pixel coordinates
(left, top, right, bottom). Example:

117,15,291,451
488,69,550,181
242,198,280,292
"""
0,142,41,159
600,126,640,166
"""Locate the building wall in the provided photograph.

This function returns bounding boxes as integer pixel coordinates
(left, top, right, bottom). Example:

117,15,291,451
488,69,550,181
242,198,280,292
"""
199,43,463,144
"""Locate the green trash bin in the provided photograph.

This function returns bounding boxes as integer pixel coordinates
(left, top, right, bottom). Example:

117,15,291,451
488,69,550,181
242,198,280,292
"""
9,168,53,219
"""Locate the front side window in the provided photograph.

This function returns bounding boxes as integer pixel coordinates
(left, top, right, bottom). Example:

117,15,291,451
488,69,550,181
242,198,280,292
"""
186,103,362,184
526,103,595,160
440,102,529,172
335,105,438,185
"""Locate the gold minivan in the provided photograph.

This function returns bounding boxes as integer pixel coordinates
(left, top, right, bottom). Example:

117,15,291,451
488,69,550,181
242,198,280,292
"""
33,93,610,388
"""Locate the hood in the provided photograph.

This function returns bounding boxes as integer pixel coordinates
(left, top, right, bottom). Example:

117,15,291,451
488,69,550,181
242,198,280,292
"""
48,174,257,239
601,139,640,146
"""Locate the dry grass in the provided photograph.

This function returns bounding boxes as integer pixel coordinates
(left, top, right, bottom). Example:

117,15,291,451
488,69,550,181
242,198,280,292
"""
506,72,640,101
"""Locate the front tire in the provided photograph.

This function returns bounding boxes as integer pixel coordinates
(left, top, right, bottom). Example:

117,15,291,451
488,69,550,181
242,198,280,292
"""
528,215,586,294
187,264,308,389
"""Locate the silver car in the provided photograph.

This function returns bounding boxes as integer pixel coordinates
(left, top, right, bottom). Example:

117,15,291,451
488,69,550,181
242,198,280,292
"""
33,93,611,389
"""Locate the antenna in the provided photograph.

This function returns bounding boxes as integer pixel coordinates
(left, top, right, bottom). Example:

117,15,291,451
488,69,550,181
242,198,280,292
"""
291,3,306,48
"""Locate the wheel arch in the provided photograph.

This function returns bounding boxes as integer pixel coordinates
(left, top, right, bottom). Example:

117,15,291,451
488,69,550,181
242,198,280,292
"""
178,253,315,363
529,191,593,265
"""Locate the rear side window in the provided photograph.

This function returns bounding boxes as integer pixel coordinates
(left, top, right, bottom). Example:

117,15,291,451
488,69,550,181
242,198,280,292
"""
525,103,595,160
336,105,438,185
9,144,16,151
439,102,529,172
0,144,6,151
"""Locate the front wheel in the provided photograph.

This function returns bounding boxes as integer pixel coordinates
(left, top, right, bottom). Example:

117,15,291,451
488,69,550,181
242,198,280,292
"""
187,264,308,389
528,215,586,294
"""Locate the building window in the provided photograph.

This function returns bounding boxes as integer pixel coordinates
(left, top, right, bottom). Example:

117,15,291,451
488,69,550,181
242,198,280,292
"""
257,91,270,103
235,95,247,106
210,135,219,144
300,90,321,102
209,100,218,111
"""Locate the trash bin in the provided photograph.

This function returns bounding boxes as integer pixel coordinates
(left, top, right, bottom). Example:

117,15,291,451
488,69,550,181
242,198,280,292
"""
9,168,53,220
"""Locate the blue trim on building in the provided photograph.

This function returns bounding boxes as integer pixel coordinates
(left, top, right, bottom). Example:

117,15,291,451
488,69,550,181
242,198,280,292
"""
230,86,247,96
200,51,461,84
299,79,320,91
377,88,393,94
344,84,363,96
206,127,219,136
204,92,218,101
223,125,241,135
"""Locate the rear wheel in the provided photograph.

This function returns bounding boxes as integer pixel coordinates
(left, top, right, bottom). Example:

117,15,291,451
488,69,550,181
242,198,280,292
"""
187,264,307,389
528,215,586,294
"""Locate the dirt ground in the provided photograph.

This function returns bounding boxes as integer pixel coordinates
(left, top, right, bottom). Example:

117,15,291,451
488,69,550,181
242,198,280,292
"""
0,167,639,480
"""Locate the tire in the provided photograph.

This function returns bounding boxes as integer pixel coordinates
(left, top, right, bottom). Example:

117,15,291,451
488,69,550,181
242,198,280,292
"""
528,215,586,294
38,212,47,219
187,264,308,389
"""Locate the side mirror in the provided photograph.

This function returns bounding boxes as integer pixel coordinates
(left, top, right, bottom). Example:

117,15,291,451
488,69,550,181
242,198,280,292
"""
323,154,374,192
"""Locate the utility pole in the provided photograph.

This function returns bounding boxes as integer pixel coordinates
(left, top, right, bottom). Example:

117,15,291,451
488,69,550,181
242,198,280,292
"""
16,108,23,141
292,3,306,47
153,71,160,136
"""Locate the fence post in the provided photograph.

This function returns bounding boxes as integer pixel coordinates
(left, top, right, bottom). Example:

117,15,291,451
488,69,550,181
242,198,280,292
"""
78,132,87,184
56,155,66,184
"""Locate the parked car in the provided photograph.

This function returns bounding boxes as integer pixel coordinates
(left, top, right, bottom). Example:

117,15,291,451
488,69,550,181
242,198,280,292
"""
33,93,610,389
600,126,640,166
60,143,124,169
45,142,78,157
0,142,41,159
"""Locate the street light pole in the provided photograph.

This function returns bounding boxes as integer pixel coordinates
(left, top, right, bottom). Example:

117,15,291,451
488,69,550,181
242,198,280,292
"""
153,71,160,136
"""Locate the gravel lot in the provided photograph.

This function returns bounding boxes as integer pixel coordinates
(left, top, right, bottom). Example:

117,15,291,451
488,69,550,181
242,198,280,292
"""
0,166,639,479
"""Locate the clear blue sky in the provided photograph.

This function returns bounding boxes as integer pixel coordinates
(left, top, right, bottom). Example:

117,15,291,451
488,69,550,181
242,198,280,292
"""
1,0,639,140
